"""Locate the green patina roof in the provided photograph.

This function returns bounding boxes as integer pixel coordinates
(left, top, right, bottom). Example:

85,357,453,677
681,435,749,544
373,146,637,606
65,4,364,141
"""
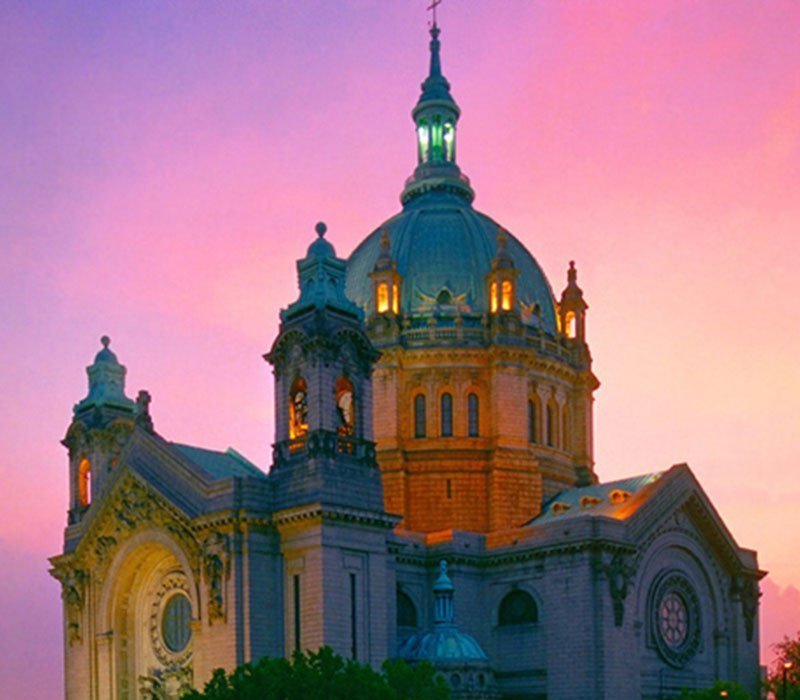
530,472,665,525
345,191,558,333
171,443,265,481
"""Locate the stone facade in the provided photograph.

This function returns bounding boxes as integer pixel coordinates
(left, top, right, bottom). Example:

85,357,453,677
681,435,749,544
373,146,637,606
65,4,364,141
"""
52,22,763,700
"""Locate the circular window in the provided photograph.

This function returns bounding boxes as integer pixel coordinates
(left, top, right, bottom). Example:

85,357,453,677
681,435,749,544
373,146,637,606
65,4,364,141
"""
659,591,688,648
161,593,192,653
651,573,701,668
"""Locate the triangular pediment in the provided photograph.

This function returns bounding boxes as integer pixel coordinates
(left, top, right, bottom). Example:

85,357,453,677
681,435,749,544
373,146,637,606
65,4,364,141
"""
61,465,201,584
624,464,761,577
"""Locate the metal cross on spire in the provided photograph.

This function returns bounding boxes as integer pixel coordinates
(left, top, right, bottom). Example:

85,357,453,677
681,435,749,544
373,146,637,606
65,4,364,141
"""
427,0,443,28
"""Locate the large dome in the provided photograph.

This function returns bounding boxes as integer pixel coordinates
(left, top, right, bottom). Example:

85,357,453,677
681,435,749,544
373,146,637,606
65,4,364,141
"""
345,190,558,335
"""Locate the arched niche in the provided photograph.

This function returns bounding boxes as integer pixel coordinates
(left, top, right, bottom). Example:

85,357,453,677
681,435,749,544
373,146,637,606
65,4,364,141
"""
98,530,199,700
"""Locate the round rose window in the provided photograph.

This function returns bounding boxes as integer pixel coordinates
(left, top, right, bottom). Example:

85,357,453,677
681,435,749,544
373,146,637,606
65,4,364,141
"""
651,573,701,668
659,591,688,648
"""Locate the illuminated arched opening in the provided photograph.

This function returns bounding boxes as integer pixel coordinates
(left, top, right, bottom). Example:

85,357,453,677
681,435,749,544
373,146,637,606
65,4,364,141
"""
392,284,399,314
413,394,426,439
501,280,513,311
289,377,308,440
490,281,499,313
440,393,453,437
417,119,430,163
467,393,479,437
78,458,91,507
335,376,355,438
565,311,577,339
431,115,443,161
377,283,390,313
443,121,455,162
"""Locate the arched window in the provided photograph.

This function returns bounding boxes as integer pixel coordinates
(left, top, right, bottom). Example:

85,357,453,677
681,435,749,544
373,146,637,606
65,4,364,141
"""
78,458,91,506
397,590,418,629
417,119,429,162
440,393,453,437
443,121,455,162
414,394,426,438
467,393,479,437
561,404,570,451
565,311,577,339
501,280,513,311
528,399,539,444
498,590,538,626
336,376,355,437
289,377,309,440
546,401,557,448
490,281,498,313
392,284,399,314
377,283,389,313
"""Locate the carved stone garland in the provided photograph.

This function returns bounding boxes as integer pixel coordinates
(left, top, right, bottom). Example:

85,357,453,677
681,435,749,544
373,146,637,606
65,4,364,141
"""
52,566,88,645
594,551,637,627
202,532,230,623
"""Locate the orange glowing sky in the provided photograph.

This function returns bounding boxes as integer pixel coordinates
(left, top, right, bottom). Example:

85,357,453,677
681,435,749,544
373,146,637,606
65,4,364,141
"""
1,2,799,696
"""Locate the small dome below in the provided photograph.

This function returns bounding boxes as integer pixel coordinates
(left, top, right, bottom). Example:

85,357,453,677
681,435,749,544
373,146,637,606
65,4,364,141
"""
398,626,489,663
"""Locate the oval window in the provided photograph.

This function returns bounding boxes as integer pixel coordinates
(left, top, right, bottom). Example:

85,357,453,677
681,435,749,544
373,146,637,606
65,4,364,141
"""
161,593,192,653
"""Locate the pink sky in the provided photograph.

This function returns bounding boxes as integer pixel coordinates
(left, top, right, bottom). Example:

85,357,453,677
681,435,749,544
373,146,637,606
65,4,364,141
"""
1,2,799,696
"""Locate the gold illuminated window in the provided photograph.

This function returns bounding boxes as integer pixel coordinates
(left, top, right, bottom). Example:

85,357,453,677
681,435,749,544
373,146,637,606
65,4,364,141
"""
392,284,399,314
501,280,513,311
490,281,498,313
565,311,577,339
78,458,91,506
335,376,355,437
289,377,308,440
377,283,389,313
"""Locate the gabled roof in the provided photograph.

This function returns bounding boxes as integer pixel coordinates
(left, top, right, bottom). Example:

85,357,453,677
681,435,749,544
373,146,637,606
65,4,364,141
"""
529,471,664,524
170,443,265,480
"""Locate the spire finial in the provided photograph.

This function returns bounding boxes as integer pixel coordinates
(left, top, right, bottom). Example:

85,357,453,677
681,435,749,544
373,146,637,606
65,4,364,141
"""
315,221,327,238
101,335,110,349
427,0,443,29
568,260,577,285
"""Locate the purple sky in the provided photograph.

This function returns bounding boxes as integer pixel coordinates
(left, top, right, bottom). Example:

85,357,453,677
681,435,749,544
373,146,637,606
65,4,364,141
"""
1,2,799,696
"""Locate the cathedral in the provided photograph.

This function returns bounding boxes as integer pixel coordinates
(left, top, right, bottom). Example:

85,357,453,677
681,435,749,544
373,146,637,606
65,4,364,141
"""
51,22,763,700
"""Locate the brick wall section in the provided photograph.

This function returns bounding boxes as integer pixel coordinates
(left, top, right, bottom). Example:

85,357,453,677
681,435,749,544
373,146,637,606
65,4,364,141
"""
372,345,594,533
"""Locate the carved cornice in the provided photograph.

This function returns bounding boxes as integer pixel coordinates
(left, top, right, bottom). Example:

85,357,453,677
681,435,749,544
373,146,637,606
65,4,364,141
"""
273,503,400,530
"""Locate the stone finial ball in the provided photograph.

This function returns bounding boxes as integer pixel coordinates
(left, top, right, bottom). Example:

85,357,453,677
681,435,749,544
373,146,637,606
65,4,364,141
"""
101,335,111,348
315,221,327,237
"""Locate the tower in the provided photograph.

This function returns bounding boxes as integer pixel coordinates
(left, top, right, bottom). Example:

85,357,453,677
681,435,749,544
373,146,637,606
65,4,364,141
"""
266,222,396,662
62,336,151,524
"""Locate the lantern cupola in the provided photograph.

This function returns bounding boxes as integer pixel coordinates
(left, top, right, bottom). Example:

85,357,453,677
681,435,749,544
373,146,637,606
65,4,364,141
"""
559,260,588,343
369,229,402,316
401,22,474,204
486,229,519,314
